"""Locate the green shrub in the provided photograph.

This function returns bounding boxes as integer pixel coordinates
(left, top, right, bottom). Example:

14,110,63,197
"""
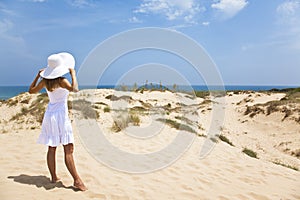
194,91,209,98
104,106,111,113
219,135,234,146
242,148,258,158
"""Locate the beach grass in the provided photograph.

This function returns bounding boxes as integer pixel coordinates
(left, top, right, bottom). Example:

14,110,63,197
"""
6,98,19,107
219,135,234,146
71,99,99,119
111,112,141,132
174,116,195,126
111,118,126,132
10,93,48,123
244,87,300,121
130,114,141,126
242,148,258,158
210,137,218,143
104,106,111,113
156,118,197,134
194,91,210,98
273,160,299,171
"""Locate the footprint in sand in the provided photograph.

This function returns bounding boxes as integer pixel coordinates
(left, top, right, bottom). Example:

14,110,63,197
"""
179,191,198,199
217,195,231,200
110,194,130,200
87,192,107,199
247,192,270,200
181,184,194,191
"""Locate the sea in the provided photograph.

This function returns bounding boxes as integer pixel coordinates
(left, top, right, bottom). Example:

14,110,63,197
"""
0,85,298,100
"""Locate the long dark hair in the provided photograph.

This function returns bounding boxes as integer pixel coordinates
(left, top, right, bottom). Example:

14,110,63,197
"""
43,77,63,92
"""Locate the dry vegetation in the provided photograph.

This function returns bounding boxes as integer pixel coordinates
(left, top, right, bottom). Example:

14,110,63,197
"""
242,148,258,159
111,112,141,132
70,99,99,119
272,160,299,171
243,88,300,122
156,118,197,134
10,93,48,124
218,135,234,146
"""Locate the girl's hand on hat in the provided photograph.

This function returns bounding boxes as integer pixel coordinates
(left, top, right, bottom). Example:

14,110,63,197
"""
69,68,79,92
37,68,45,77
69,68,76,75
69,68,77,80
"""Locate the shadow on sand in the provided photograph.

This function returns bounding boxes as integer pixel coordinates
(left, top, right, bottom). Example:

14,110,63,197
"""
7,174,78,191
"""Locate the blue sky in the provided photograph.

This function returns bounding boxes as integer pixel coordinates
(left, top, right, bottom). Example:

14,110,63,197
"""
0,0,299,86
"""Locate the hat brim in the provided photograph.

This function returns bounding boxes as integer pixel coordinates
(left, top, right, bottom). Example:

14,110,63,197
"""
40,52,75,79
40,66,69,79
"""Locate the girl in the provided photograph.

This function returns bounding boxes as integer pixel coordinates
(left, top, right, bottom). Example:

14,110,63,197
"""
29,52,87,191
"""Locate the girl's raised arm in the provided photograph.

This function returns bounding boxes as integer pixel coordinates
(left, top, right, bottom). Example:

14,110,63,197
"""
60,68,79,92
29,69,45,94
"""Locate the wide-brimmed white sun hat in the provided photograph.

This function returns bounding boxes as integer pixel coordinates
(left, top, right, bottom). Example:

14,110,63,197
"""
40,52,75,79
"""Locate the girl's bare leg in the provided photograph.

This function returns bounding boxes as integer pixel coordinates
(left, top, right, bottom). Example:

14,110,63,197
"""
47,146,60,183
63,143,87,191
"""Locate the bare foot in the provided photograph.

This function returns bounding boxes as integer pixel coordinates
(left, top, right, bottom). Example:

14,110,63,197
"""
51,177,61,183
74,180,88,191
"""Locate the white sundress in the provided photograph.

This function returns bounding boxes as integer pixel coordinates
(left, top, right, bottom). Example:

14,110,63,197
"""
37,87,74,147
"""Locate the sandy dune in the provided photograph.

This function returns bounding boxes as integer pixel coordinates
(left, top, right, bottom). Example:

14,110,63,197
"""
0,89,299,200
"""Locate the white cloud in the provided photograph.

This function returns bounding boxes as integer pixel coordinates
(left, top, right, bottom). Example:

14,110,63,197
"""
243,1,300,52
19,0,47,2
202,21,210,26
134,0,205,24
276,0,300,49
211,0,248,19
0,2,17,16
129,16,143,23
0,19,25,47
277,0,300,25
167,23,193,30
31,0,47,2
0,8,16,16
0,19,13,34
68,0,94,8
277,0,300,16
